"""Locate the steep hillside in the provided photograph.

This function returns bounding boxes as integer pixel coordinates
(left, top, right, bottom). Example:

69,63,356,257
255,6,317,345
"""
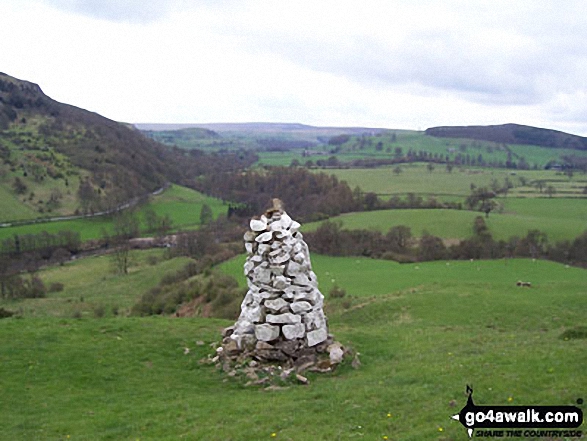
425,123,587,150
0,73,171,219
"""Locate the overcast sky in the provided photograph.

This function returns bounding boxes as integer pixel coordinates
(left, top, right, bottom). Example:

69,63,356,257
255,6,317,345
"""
2,1,587,134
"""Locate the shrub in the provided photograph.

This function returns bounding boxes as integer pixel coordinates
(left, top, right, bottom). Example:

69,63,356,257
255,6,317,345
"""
48,282,65,293
560,326,587,340
329,284,347,298
93,304,106,318
0,307,15,319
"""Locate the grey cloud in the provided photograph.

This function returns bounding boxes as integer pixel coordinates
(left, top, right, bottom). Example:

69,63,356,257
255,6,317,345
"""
219,1,587,108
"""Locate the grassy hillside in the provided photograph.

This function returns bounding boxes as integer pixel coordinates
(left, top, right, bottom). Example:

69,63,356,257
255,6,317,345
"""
302,197,587,242
247,128,587,168
344,130,587,168
426,123,587,150
0,249,192,318
0,73,173,221
1,257,585,440
0,184,226,242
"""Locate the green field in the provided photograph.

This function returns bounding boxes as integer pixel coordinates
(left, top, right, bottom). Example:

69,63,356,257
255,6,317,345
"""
252,130,587,168
322,164,587,199
0,185,226,242
1,255,585,440
0,249,192,318
303,197,587,242
334,131,587,169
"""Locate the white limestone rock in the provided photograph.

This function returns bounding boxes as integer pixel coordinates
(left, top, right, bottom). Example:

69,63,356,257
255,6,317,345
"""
272,275,288,290
292,273,311,286
257,244,271,254
282,323,306,340
290,301,312,314
266,313,301,324
303,310,326,331
254,267,271,284
255,231,273,243
271,252,290,265
280,212,292,229
250,218,267,232
244,261,254,275
328,342,344,364
240,305,263,323
269,265,285,275
255,324,280,342
243,231,256,242
264,298,289,313
285,260,302,277
307,327,328,347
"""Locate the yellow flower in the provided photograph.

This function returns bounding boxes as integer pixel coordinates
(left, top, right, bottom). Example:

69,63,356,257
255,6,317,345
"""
438,427,444,432
387,413,392,418
508,397,513,403
271,433,277,438
383,436,389,440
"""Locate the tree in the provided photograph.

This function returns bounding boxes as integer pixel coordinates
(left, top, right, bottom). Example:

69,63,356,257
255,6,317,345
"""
200,203,213,225
473,216,489,236
387,225,412,250
363,192,379,211
545,185,556,198
465,187,497,218
534,180,545,193
109,211,140,275
47,188,63,210
419,232,446,261
144,207,159,233
12,177,27,195
77,178,99,214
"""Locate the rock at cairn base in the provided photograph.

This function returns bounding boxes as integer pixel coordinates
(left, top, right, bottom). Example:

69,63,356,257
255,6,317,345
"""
219,199,345,372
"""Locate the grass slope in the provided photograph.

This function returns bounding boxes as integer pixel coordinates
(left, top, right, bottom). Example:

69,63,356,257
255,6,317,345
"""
0,249,192,318
0,183,38,221
0,185,225,242
302,197,587,242
1,257,585,440
254,129,587,167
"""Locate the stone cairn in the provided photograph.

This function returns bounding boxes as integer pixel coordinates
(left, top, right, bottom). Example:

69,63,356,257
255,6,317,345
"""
215,200,352,384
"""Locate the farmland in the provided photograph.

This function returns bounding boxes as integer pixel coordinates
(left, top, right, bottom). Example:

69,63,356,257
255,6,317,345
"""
302,196,587,243
323,163,587,199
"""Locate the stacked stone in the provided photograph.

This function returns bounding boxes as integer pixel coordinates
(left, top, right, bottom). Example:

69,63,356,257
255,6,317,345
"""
229,205,329,355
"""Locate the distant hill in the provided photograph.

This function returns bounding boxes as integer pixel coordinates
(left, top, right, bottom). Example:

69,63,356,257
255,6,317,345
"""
136,122,386,152
0,72,173,219
425,123,587,150
135,122,385,135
